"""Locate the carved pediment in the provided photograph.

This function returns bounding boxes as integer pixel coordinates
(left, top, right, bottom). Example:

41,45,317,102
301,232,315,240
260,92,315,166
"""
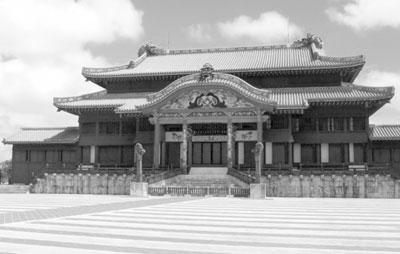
161,89,255,110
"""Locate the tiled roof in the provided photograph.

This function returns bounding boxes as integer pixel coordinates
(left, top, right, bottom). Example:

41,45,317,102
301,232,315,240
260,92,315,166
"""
270,83,394,109
82,45,365,80
369,125,400,141
54,91,148,112
3,127,79,145
54,83,394,114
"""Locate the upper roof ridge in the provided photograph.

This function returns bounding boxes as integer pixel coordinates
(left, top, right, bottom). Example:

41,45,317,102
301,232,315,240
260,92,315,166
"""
20,127,78,130
168,44,291,55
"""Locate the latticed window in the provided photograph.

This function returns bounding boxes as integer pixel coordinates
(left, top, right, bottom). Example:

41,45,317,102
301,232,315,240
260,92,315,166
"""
80,122,96,135
318,118,329,131
333,118,344,131
138,118,154,131
121,121,136,135
299,117,316,131
352,117,366,131
271,115,287,129
99,122,119,135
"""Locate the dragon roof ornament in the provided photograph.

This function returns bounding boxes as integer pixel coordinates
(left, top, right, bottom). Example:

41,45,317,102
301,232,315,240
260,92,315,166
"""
138,42,168,57
292,33,323,49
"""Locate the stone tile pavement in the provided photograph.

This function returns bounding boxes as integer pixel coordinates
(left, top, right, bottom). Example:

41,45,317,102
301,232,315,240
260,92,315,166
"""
0,194,400,253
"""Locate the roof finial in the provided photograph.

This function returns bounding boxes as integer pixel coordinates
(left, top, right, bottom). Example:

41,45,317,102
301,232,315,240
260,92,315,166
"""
199,63,214,81
292,33,323,49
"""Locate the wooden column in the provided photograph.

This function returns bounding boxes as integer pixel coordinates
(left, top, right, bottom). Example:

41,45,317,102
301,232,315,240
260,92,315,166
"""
227,119,233,168
256,112,264,166
153,117,160,169
182,121,188,173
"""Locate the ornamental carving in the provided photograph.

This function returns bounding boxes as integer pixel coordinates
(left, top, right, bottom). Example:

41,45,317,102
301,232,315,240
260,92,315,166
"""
292,33,323,49
199,63,214,81
162,89,255,110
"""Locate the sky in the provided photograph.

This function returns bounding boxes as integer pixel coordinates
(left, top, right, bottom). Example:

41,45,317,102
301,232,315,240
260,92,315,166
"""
1,0,400,162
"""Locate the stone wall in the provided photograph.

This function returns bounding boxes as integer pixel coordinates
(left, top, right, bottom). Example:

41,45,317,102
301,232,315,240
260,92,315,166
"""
263,174,400,198
32,173,400,198
32,173,134,195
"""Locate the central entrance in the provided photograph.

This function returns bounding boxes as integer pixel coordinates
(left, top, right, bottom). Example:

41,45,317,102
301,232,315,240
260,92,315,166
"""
192,142,227,166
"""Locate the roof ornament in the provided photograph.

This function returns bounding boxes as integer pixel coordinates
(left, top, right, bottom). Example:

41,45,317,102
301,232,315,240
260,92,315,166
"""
138,42,167,57
199,63,214,81
292,33,323,49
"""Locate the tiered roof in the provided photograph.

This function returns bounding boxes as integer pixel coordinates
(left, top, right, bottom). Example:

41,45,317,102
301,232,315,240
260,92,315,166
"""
54,82,394,115
2,127,79,145
369,125,400,141
82,35,365,85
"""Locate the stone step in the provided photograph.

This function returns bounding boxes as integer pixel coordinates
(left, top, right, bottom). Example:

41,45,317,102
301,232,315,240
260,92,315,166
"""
0,184,30,194
189,167,228,175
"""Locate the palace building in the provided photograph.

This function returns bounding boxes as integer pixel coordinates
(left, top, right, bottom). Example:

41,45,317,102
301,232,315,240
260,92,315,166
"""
4,34,400,184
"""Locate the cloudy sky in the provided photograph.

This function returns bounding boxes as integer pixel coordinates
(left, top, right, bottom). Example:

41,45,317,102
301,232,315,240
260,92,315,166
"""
1,0,400,161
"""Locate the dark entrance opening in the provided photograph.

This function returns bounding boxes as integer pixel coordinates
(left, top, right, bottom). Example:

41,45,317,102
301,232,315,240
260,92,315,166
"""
192,142,227,166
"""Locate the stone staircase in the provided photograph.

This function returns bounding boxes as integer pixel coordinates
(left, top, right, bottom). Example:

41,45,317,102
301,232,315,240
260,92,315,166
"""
150,167,249,188
0,184,30,194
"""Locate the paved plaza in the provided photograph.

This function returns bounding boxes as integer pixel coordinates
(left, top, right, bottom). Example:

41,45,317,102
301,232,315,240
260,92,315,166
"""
0,195,399,253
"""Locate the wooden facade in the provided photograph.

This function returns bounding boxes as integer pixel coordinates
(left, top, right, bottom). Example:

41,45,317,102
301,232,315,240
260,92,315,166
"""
4,35,400,184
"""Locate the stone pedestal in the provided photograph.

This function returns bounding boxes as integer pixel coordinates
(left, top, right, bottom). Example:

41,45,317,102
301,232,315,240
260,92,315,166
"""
130,182,148,197
250,183,266,199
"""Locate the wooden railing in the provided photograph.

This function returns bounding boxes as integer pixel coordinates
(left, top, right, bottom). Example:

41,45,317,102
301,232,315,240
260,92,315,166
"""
145,168,184,184
227,168,255,184
148,186,250,197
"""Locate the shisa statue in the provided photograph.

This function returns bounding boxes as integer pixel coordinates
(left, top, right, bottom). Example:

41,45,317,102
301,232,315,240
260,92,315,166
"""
134,143,146,182
253,142,264,183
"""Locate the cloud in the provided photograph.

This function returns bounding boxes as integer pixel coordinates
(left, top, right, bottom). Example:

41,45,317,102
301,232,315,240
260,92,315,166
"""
356,69,400,124
326,0,400,30
217,11,303,44
0,0,144,162
187,24,213,42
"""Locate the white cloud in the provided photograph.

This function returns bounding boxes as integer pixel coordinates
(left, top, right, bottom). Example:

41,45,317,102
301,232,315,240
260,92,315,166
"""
0,0,144,162
187,24,213,42
326,0,400,30
217,11,303,44
356,69,400,124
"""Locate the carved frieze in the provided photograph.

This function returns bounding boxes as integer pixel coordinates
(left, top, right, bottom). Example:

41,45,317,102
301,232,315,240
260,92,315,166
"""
162,89,255,110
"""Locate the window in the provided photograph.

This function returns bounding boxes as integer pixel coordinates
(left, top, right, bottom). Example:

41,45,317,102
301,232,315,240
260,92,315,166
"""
333,118,344,131
354,144,366,163
272,143,287,164
121,146,134,164
121,121,136,135
98,146,120,165
271,115,287,129
392,148,400,162
351,117,366,131
80,122,96,135
14,150,27,162
301,144,318,163
30,150,44,162
318,118,329,131
329,144,345,163
299,117,316,132
99,122,119,135
372,148,390,162
138,118,154,131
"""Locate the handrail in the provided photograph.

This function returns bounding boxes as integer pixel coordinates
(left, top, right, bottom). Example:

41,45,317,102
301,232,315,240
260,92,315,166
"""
227,168,255,184
145,168,184,184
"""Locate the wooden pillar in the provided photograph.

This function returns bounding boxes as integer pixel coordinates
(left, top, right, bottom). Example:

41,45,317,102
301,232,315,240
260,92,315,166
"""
227,119,233,168
153,118,160,168
182,121,188,173
257,112,264,167
349,143,355,163
288,142,293,166
161,142,166,166
287,115,293,166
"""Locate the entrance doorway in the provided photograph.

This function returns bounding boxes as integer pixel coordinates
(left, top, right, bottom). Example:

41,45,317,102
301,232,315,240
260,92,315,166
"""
192,142,227,166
